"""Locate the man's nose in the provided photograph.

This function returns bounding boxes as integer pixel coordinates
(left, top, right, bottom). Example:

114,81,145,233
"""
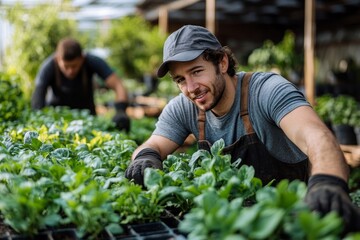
186,78,199,93
67,68,76,75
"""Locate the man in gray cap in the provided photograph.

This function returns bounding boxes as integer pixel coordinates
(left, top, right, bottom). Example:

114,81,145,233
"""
125,25,360,233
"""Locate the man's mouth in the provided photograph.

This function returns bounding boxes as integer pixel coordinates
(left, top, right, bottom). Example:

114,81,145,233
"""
193,91,207,103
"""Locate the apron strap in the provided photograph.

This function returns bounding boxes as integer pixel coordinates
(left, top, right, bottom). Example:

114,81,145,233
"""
240,72,254,134
198,109,206,141
54,58,62,89
81,64,88,98
198,72,254,140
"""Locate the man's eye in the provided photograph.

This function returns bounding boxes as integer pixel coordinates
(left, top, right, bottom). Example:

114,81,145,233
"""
192,70,201,76
175,79,184,84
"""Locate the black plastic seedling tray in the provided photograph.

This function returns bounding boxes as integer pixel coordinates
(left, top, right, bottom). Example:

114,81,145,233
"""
0,216,187,240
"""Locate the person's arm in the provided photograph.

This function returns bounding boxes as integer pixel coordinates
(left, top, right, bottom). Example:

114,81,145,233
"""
104,73,131,132
279,105,349,180
125,135,180,186
31,84,48,109
132,135,180,160
280,105,360,234
31,60,52,109
105,73,128,102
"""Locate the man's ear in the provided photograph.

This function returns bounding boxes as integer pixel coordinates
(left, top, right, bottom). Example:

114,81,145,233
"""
219,54,229,73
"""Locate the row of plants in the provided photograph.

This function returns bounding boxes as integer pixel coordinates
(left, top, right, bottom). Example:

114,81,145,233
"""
1,78,360,239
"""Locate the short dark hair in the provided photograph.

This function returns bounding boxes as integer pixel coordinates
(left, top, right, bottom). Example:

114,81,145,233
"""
56,37,82,61
202,46,238,77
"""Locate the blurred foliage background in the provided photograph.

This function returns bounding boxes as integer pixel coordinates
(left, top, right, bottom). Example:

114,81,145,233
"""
1,2,301,104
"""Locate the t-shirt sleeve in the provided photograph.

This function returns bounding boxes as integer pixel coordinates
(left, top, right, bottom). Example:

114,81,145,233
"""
152,95,194,145
253,73,310,126
86,54,114,81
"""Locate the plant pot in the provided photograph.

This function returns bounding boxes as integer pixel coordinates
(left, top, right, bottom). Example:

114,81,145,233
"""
332,124,357,145
51,228,78,240
130,222,169,236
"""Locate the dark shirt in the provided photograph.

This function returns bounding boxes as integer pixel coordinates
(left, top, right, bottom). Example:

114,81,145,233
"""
31,53,113,115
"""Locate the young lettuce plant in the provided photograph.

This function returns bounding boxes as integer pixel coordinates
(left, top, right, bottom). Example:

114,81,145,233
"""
0,178,61,236
55,170,122,239
180,180,345,239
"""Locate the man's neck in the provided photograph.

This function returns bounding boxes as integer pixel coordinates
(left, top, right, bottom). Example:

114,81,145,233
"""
211,75,238,117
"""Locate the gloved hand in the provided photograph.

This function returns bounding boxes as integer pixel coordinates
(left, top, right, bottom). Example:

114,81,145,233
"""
112,102,130,132
305,174,360,234
125,148,163,186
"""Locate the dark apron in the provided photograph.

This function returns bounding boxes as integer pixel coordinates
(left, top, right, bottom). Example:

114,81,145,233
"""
197,72,309,185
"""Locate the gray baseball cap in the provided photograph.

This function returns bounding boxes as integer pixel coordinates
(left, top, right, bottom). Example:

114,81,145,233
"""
157,25,222,78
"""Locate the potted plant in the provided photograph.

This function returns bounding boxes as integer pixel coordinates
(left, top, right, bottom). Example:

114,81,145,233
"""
328,95,358,145
314,94,334,131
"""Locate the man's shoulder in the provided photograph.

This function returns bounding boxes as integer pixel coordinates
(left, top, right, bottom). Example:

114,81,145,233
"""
38,54,56,75
85,53,105,62
84,53,110,68
41,54,56,67
252,71,279,81
249,71,287,89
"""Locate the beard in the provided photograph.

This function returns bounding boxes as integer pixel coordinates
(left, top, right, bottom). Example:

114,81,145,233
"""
206,71,226,111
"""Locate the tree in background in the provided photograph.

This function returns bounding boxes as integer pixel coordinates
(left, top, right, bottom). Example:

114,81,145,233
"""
99,15,180,98
3,3,78,99
99,15,166,80
247,30,303,83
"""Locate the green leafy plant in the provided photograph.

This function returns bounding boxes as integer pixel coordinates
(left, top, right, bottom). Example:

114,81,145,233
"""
328,95,358,126
55,174,122,239
179,180,344,240
247,30,302,79
0,96,359,239
0,178,61,236
314,94,334,123
0,76,27,122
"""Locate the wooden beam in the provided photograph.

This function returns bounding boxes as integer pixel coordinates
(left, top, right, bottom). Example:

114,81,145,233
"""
206,0,216,34
165,0,201,11
157,0,201,34
304,0,316,106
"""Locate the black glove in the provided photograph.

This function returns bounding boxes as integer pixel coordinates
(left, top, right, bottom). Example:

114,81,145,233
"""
125,148,163,186
112,102,130,132
305,174,360,234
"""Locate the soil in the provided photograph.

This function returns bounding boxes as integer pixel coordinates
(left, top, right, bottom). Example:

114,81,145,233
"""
0,221,16,237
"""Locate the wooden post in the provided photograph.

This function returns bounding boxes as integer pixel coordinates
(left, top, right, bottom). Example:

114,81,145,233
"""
157,0,201,34
304,0,316,106
206,0,216,34
159,6,168,34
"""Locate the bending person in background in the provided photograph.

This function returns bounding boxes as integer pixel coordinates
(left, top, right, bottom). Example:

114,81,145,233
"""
125,25,360,234
31,37,130,132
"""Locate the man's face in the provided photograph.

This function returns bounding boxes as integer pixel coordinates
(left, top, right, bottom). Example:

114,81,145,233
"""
169,56,226,112
57,56,84,79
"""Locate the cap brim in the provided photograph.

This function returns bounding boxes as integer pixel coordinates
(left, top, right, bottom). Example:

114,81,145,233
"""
157,49,204,78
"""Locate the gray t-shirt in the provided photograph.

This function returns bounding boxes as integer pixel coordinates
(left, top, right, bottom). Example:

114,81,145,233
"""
153,71,310,163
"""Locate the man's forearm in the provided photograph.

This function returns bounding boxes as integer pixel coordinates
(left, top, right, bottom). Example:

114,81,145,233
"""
31,87,47,109
307,130,349,181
